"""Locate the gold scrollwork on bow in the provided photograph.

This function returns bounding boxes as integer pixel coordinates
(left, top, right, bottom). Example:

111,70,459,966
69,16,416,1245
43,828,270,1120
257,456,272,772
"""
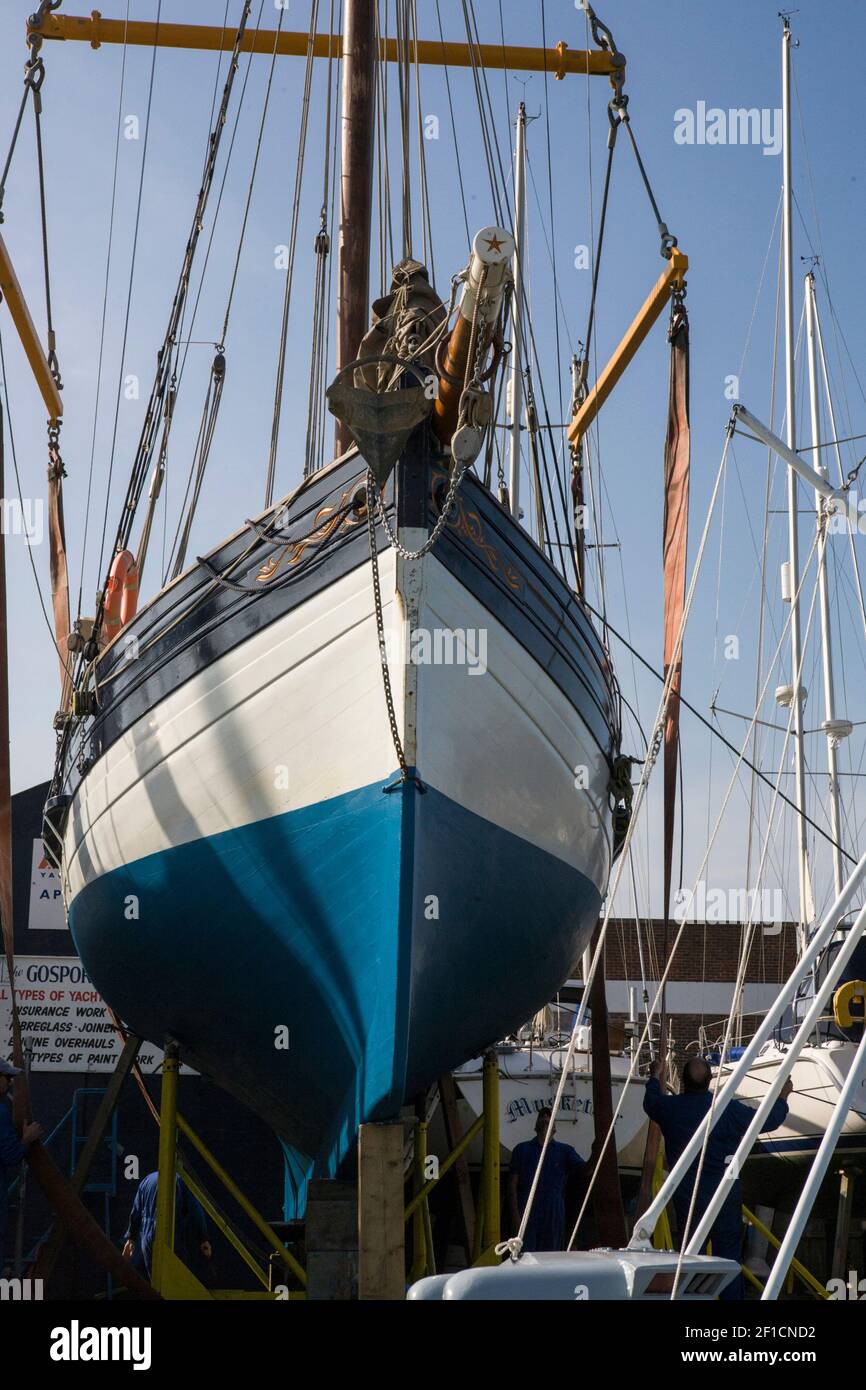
256,485,367,585
432,475,523,594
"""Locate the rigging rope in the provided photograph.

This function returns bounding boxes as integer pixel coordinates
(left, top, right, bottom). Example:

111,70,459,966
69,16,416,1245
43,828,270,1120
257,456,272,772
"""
219,2,285,348
77,0,131,619
396,0,413,258
499,423,735,1263
264,0,321,504
303,0,338,479
148,0,273,583
95,0,164,598
31,66,60,394
168,353,226,579
412,2,434,277
88,0,251,654
671,556,826,1297
165,0,285,570
434,0,470,248
574,534,824,1257
0,0,61,224
0,336,65,669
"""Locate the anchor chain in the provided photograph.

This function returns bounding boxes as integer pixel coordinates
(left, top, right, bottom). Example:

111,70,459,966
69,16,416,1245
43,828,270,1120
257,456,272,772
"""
366,480,422,790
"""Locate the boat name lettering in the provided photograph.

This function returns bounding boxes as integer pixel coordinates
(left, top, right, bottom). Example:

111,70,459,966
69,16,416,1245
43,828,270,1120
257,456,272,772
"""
506,1095,591,1123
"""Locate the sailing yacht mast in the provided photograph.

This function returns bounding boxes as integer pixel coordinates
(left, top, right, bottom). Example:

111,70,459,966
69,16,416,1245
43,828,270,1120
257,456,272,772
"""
781,16,810,942
804,271,846,897
335,0,376,454
508,102,527,520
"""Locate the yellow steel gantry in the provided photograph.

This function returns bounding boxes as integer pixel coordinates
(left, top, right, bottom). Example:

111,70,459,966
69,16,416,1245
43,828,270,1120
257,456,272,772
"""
9,10,622,432
568,247,688,452
28,11,623,81
0,231,63,421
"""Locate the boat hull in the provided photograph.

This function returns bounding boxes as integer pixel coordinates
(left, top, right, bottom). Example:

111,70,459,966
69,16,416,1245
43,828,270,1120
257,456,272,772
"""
56,446,621,1201
724,1044,866,1162
450,1046,649,1172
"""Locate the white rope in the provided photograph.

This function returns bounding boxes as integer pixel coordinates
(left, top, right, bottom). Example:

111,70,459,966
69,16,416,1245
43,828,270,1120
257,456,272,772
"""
669,538,823,1298
497,421,734,1260
564,523,822,1254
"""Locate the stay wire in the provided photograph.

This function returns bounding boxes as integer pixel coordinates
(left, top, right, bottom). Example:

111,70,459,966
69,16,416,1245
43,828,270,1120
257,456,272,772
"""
580,598,854,866
157,0,263,532
219,1,284,347
580,128,616,391
568,481,825,1255
31,75,60,391
0,330,65,668
539,0,565,431
96,0,163,589
77,0,131,619
264,0,320,504
411,0,434,278
434,0,470,248
508,426,734,1258
87,0,253,668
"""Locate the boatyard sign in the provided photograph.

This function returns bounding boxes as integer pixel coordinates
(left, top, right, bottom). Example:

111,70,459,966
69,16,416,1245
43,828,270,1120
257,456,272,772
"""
28,838,67,931
0,955,184,1073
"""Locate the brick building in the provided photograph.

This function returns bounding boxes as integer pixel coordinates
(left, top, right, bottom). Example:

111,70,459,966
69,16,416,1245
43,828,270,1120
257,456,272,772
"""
600,916,800,1067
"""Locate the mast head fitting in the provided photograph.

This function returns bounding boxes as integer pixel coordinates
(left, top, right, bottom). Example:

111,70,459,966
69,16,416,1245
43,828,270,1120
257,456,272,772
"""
460,228,515,327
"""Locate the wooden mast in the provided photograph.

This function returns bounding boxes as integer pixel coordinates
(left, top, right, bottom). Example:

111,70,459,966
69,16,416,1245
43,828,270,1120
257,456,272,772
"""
335,0,376,455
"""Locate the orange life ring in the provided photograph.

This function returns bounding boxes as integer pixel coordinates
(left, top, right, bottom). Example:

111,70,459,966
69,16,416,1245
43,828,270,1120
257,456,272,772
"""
103,550,138,640
121,557,139,626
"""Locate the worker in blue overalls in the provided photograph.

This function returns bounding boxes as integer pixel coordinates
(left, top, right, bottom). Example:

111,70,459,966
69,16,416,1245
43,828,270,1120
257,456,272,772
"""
122,1170,211,1280
0,1057,43,1274
509,1107,585,1251
644,1056,792,1300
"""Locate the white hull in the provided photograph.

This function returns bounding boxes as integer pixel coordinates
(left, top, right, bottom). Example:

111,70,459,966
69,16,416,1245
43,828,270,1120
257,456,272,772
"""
725,1042,866,1161
63,547,611,908
451,1042,649,1172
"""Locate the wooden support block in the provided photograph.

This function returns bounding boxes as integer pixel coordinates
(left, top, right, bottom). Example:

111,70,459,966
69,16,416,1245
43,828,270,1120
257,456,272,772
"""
438,1073,475,1259
358,1121,405,1300
831,1168,859,1282
305,1180,358,1301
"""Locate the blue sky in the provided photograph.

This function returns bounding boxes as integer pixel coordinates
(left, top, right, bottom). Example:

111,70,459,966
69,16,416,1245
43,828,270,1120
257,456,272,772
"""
1,0,865,924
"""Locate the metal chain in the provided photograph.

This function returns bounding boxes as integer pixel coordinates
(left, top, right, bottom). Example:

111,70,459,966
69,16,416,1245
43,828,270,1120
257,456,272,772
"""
365,287,493,777
369,464,464,561
366,480,411,781
47,416,65,482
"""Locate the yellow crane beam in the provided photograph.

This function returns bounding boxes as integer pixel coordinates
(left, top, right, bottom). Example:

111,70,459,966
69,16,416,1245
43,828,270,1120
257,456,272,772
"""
28,12,622,80
0,230,63,422
568,248,688,450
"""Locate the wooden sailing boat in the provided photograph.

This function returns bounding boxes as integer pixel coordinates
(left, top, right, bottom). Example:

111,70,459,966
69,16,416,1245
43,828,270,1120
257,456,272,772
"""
16,3,648,1211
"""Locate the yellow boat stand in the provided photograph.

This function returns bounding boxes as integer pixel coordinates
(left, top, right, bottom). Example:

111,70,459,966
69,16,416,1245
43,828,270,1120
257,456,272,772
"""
150,1041,306,1301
